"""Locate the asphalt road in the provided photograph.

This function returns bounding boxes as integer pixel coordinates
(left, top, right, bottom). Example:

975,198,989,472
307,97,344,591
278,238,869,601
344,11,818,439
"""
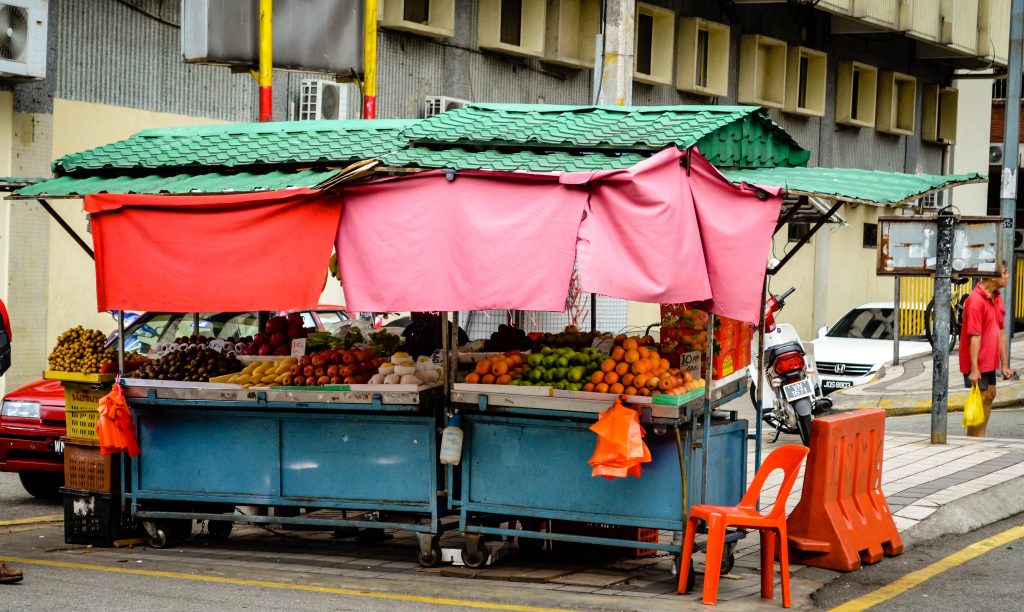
885,407,1024,439
813,512,1024,611
0,470,61,521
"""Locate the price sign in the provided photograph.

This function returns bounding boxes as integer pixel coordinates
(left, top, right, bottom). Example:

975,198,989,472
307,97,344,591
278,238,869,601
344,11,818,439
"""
680,351,702,379
592,337,614,354
290,338,306,357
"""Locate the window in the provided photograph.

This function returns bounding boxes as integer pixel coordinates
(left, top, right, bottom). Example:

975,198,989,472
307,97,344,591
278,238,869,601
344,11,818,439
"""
784,46,826,117
316,312,347,334
922,84,958,144
544,0,601,68
863,222,878,249
877,71,916,136
787,223,811,243
827,308,895,341
836,61,878,128
676,17,729,97
633,3,675,86
738,34,787,109
380,0,455,38
478,0,546,58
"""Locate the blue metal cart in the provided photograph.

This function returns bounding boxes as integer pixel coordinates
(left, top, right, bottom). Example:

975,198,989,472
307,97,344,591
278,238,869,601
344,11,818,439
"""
448,370,749,576
120,382,450,566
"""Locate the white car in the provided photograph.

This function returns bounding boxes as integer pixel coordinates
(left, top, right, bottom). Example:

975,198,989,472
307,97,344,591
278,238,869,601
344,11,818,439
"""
811,302,931,395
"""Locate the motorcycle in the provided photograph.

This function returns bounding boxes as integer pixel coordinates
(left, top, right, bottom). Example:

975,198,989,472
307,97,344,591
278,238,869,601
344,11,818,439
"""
747,287,832,446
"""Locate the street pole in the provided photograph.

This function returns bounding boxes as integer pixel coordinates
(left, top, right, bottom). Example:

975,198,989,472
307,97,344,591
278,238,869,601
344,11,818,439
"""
257,0,272,122
893,277,901,366
1000,0,1024,359
363,0,378,118
931,211,955,445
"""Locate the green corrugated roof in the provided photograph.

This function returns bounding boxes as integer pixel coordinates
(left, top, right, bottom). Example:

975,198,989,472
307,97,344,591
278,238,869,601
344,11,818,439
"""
14,170,338,197
381,147,648,172
400,104,810,168
54,119,416,174
721,167,988,205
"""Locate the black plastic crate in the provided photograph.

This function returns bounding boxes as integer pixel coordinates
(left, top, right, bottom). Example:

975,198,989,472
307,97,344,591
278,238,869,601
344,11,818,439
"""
61,487,140,547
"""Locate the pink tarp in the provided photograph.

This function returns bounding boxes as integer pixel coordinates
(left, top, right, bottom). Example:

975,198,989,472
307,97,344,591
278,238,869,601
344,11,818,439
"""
336,171,584,312
335,148,782,323
86,189,341,312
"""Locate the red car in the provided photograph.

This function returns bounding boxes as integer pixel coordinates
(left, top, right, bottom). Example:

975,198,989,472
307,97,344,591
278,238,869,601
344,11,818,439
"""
0,308,353,498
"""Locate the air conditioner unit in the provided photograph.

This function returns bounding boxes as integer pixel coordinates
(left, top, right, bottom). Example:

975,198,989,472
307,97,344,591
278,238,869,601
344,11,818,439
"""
299,80,348,121
0,0,48,80
424,95,471,118
1015,229,1024,252
990,143,1005,166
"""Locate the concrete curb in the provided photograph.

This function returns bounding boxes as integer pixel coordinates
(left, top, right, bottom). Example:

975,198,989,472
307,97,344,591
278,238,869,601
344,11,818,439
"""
831,382,1024,416
899,474,1024,547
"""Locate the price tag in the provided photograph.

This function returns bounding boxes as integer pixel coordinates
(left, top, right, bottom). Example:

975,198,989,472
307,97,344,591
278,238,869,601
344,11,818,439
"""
209,340,226,353
681,351,702,379
592,337,614,354
290,338,306,357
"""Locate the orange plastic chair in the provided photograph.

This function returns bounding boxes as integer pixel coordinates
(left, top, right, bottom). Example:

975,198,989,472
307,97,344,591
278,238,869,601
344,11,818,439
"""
677,444,810,607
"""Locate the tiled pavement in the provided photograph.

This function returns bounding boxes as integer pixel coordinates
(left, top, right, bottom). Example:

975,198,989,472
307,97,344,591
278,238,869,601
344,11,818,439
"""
51,428,1024,608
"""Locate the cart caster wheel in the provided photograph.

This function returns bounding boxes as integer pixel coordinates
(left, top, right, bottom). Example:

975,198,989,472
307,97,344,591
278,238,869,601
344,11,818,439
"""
142,521,170,549
721,541,737,575
207,520,233,541
417,540,442,568
461,542,488,569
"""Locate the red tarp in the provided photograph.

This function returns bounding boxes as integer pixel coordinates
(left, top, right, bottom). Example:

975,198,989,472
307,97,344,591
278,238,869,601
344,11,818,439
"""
85,189,342,312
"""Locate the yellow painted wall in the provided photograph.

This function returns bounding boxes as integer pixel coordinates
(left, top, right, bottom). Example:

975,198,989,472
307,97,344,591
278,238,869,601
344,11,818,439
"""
0,92,12,396
822,205,896,327
769,226,816,338
44,99,227,351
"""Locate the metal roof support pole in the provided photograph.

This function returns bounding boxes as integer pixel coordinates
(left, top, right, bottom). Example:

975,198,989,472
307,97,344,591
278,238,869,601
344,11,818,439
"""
1000,0,1024,363
769,200,843,276
597,0,634,106
36,199,94,260
930,210,955,445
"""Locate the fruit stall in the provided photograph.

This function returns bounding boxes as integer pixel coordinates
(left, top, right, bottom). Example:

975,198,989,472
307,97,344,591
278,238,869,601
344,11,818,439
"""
8,104,985,567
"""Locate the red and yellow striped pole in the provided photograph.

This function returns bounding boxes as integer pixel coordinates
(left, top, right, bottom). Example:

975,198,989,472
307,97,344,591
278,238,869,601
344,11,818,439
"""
363,0,378,119
258,0,273,122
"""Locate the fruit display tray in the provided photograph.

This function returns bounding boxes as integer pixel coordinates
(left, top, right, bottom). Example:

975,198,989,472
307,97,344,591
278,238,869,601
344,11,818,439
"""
43,370,117,384
120,379,441,406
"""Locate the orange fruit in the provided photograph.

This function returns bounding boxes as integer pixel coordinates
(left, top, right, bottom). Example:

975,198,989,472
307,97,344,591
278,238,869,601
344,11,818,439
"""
621,373,635,387
624,349,640,364
465,373,480,384
604,371,619,385
481,374,496,384
496,374,512,385
638,387,651,397
609,382,625,394
601,358,616,373
638,347,650,359
683,371,694,383
631,360,647,375
659,358,670,372
492,361,509,376
625,386,638,396
591,370,605,384
611,347,625,362
475,360,492,376
596,382,610,393
583,382,595,392
615,361,630,376
623,338,639,351
649,350,660,362
635,373,650,389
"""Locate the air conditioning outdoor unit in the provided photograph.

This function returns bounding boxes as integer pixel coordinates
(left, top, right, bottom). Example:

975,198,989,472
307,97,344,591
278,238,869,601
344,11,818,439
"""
0,0,48,80
990,143,1005,166
1015,229,1024,252
299,79,348,121
424,95,471,118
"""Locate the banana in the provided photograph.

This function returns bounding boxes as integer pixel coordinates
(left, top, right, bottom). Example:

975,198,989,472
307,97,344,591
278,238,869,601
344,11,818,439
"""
261,374,277,384
208,374,233,383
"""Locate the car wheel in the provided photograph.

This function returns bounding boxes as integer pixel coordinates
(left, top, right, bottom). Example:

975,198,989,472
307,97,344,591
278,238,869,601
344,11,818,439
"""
19,472,64,500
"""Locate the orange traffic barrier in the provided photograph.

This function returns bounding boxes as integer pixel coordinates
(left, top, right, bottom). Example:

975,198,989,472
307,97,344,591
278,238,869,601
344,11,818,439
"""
786,409,903,571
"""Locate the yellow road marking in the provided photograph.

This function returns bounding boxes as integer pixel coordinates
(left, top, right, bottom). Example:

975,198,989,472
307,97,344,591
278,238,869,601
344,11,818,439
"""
832,525,1024,611
0,555,572,612
0,514,63,526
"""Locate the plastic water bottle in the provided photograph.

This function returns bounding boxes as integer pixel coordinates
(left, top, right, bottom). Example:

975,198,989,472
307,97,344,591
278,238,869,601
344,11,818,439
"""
440,414,464,465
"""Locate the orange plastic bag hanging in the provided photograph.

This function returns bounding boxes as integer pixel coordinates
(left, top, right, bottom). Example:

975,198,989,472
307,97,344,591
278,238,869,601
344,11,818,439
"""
588,398,652,479
96,383,140,457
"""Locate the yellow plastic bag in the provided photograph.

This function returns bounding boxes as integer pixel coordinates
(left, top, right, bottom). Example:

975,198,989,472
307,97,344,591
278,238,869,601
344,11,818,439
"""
963,383,985,428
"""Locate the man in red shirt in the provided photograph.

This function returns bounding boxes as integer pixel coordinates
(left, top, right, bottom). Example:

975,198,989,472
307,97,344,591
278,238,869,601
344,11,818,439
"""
960,263,1014,437
0,298,22,584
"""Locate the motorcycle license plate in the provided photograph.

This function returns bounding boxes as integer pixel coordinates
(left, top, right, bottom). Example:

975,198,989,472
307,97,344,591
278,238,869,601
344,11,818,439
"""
782,379,814,402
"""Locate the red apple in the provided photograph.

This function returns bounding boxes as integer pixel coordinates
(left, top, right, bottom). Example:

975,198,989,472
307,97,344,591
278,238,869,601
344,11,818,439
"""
303,365,314,377
326,365,339,378
329,376,342,384
290,365,302,375
298,355,312,367
316,375,331,386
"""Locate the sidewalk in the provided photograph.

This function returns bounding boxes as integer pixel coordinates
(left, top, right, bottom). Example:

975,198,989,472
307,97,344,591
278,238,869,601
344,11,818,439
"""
828,335,1024,416
11,427,1024,610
